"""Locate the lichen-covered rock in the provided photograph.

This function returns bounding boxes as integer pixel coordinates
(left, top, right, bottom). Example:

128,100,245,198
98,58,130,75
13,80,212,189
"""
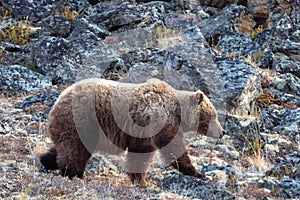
273,55,300,78
161,172,235,199
215,56,262,115
276,73,300,97
1,0,58,23
30,36,73,84
216,31,260,57
40,16,73,38
198,5,256,40
66,29,123,82
0,65,51,94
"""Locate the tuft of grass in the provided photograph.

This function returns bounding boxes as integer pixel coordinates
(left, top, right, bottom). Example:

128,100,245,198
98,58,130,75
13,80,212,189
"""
56,6,83,20
156,25,183,49
251,25,264,39
0,45,3,57
0,21,32,45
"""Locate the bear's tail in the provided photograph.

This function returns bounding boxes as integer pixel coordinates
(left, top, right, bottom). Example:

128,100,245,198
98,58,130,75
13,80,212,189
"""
39,146,59,170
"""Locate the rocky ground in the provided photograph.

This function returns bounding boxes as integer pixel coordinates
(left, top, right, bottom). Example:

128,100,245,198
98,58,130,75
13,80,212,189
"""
0,0,300,199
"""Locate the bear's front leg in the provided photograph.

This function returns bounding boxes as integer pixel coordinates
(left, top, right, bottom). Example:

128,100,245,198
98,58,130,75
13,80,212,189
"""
125,143,156,185
157,134,207,180
170,151,207,180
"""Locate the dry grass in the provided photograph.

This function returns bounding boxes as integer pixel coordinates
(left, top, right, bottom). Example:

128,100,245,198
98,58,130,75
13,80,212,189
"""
0,20,32,45
156,25,184,50
56,6,83,20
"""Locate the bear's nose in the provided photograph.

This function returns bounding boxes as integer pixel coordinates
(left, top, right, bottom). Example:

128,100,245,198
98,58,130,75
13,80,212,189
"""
220,130,226,139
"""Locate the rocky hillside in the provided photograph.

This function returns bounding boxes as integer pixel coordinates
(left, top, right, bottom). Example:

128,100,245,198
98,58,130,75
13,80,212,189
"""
0,0,299,199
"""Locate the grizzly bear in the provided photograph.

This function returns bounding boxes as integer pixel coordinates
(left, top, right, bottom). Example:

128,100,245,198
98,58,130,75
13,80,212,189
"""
39,78,224,184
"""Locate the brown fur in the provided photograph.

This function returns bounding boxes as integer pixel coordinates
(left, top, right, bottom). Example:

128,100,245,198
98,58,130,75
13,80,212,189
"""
39,78,223,183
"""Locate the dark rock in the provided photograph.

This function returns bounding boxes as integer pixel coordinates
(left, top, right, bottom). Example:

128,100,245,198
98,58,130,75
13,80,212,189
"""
265,162,294,177
91,2,173,32
40,16,73,38
275,109,300,137
255,28,289,53
262,107,300,142
161,172,235,199
247,0,270,27
261,108,288,131
270,12,294,30
198,5,256,41
17,91,61,109
1,0,58,23
0,42,35,68
198,0,238,9
0,65,51,94
279,179,300,199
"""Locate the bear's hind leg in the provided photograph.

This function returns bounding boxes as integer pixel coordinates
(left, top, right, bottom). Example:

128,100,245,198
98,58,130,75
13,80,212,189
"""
56,140,92,179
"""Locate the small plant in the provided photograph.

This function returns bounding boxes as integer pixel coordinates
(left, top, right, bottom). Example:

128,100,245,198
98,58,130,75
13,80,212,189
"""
0,22,31,45
252,25,264,39
56,6,83,19
0,45,3,57
244,136,264,156
156,25,181,39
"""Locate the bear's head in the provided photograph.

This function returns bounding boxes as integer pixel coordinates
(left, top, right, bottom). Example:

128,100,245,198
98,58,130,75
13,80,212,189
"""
190,90,225,139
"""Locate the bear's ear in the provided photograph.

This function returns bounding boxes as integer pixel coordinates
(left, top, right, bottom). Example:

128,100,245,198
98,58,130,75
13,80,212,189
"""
190,90,204,105
196,90,204,104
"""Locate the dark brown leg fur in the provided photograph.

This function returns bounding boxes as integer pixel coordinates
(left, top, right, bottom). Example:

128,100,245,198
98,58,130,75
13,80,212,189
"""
170,151,207,180
40,146,59,170
56,141,92,179
126,142,156,184
157,134,207,180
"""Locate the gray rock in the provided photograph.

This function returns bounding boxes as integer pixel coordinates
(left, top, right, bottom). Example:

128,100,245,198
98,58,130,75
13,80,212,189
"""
1,0,58,23
67,29,123,82
216,31,261,57
276,109,300,137
292,167,300,180
279,179,300,199
201,165,239,177
256,28,300,63
215,56,262,115
198,5,256,40
30,36,73,84
91,1,173,32
291,4,300,30
121,40,213,93
273,55,300,78
40,16,73,38
276,73,300,97
161,172,235,200
0,65,51,94
73,17,109,39
262,107,300,141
